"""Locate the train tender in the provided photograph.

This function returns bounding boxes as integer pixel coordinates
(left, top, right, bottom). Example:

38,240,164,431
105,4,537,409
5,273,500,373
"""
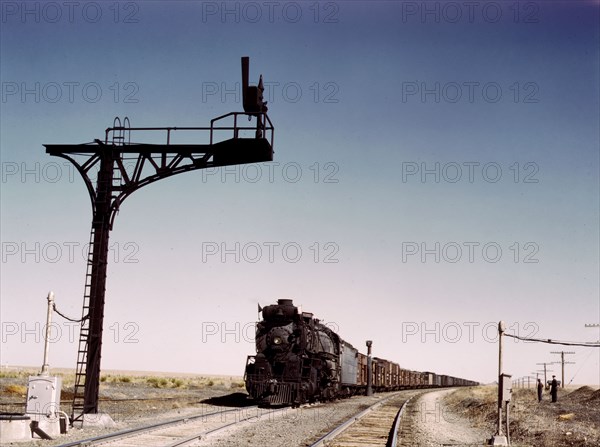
244,299,478,406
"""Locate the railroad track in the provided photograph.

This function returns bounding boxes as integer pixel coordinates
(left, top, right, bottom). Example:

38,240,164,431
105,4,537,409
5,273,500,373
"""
309,390,425,447
394,393,421,447
55,405,288,447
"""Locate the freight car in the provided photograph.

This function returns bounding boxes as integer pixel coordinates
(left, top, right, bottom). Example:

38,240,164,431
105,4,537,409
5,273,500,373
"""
244,299,478,406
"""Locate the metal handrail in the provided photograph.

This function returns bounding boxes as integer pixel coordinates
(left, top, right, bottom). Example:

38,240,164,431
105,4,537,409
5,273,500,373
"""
210,111,274,146
104,112,274,148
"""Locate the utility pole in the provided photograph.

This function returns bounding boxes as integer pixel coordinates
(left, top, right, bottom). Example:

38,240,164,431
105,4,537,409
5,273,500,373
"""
40,292,55,376
550,351,575,388
536,362,553,386
491,321,509,446
498,321,504,437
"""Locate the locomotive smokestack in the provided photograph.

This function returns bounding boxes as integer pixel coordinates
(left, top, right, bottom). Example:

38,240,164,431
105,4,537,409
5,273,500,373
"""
277,299,294,306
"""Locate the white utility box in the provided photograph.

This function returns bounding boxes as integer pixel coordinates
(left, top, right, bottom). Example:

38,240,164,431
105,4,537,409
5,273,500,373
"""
26,375,61,415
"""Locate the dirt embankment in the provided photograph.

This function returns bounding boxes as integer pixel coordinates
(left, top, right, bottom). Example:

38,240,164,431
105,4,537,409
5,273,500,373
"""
445,385,600,447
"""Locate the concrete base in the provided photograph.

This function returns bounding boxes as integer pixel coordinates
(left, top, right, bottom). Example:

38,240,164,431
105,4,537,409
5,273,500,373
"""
72,412,116,429
491,435,508,445
0,414,31,443
28,414,63,439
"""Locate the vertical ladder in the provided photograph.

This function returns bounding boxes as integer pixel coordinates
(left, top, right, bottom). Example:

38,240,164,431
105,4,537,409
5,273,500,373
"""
111,117,124,145
72,128,117,422
71,227,96,422
110,117,129,192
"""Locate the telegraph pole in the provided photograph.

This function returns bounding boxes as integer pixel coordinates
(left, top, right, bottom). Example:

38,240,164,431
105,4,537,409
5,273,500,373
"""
550,351,575,388
491,321,508,446
497,321,504,437
536,362,553,386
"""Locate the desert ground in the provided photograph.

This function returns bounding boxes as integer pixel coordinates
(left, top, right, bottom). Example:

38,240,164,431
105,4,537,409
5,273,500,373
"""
1,366,599,446
445,384,600,446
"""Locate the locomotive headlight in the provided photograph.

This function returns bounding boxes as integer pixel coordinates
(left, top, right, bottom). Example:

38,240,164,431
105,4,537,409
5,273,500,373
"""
273,336,283,345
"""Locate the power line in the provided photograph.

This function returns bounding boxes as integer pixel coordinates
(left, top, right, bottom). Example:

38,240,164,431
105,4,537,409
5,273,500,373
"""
504,332,600,347
568,349,596,385
52,303,88,323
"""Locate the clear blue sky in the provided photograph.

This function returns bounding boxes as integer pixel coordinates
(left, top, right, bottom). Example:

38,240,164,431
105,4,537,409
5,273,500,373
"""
1,1,599,386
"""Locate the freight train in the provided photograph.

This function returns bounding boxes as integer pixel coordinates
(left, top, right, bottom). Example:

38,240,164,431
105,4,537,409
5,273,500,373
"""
244,299,478,406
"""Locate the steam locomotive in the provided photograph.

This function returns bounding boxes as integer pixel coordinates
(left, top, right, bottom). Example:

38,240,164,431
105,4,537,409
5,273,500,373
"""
244,299,478,406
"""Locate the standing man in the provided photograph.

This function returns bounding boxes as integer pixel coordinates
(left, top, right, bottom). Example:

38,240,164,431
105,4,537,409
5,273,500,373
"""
537,378,543,402
550,375,558,403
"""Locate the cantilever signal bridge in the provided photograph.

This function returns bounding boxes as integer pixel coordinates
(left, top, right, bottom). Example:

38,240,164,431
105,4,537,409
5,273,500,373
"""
44,111,274,423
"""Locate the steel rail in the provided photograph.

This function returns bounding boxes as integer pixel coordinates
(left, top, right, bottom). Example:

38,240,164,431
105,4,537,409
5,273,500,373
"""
389,396,414,447
54,406,258,447
164,406,290,447
308,392,403,447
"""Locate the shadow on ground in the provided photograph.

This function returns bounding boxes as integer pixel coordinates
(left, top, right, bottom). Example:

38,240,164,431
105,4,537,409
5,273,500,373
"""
200,392,256,407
